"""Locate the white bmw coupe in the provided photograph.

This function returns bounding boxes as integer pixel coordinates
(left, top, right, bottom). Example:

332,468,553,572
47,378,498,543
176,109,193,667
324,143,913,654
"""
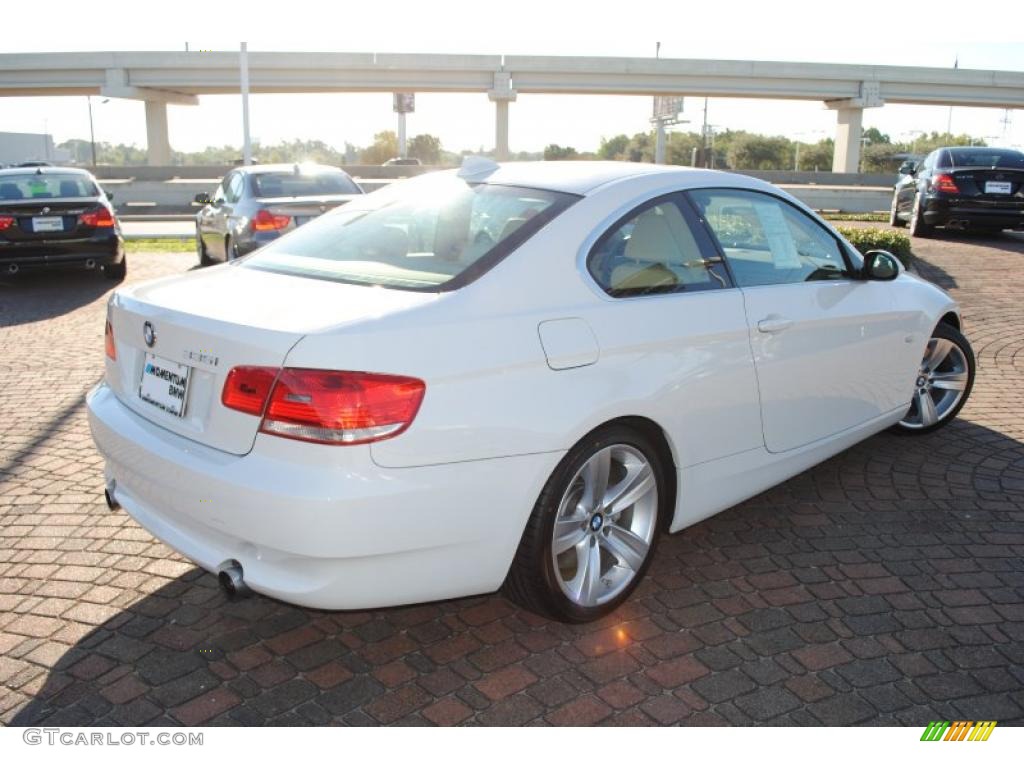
88,160,975,622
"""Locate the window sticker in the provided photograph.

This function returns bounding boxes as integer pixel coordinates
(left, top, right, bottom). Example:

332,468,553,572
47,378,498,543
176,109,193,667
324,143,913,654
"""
751,202,802,269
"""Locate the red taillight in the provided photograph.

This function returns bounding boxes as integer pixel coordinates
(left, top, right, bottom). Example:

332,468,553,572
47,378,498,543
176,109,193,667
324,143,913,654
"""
221,366,279,416
933,174,960,194
0,215,14,231
221,367,425,445
252,209,291,231
79,208,116,228
104,320,116,361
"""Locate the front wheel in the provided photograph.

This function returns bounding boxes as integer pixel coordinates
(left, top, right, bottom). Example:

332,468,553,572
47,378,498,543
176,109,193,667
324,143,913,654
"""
891,322,975,434
504,425,666,622
197,229,212,266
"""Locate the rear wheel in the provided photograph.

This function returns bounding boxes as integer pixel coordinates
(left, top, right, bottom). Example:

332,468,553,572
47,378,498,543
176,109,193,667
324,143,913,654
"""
909,194,932,237
889,193,906,227
225,236,240,261
103,256,126,282
197,228,212,266
504,425,666,622
891,322,974,434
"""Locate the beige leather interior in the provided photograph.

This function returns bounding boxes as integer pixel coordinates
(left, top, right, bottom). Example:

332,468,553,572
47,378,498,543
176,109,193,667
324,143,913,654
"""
610,205,711,292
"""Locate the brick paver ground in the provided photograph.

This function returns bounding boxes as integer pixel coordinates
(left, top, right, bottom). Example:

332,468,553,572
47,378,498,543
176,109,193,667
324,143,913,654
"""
1,233,1022,726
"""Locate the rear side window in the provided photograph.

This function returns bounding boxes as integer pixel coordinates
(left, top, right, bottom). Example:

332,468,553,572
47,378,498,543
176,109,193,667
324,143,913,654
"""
253,171,361,198
587,196,728,297
689,189,849,287
244,176,577,291
0,173,98,200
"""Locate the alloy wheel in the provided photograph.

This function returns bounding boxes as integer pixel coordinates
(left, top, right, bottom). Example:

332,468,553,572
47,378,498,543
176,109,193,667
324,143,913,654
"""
898,335,970,429
550,444,658,607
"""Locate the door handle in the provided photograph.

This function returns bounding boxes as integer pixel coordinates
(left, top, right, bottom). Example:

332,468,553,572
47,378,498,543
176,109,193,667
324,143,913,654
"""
757,316,793,334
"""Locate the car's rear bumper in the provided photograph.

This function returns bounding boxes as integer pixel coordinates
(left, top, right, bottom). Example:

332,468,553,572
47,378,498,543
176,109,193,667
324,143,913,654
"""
86,382,558,610
923,197,1024,230
0,232,124,270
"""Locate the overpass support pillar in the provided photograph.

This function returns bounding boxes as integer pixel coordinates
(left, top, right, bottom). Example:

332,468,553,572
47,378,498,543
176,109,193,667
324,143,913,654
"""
144,100,172,166
831,106,863,173
489,72,517,161
826,81,883,174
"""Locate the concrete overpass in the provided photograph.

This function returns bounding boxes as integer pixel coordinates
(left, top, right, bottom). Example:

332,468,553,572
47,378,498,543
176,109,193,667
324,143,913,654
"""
2,51,1022,170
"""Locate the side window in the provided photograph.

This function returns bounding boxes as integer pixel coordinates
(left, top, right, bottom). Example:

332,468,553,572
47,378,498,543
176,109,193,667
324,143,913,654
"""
212,178,227,204
225,174,244,203
587,196,728,297
688,189,849,288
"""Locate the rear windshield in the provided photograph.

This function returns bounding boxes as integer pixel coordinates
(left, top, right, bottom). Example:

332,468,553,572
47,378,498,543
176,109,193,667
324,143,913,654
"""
243,175,577,291
945,149,1024,169
252,171,360,197
0,173,99,200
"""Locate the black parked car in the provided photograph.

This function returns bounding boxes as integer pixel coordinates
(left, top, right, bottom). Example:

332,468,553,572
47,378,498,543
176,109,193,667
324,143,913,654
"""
890,146,1024,236
194,163,363,264
0,166,125,280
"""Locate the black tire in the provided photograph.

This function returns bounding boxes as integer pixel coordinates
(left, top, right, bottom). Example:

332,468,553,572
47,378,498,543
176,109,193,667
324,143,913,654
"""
889,193,906,228
890,322,975,435
908,193,932,238
226,236,240,261
103,256,126,282
503,424,667,623
197,228,212,266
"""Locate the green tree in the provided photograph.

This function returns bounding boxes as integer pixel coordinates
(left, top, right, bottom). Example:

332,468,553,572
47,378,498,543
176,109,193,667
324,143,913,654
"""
597,134,630,160
795,138,834,171
543,144,579,160
862,127,891,145
359,131,399,164
407,134,442,164
726,133,792,170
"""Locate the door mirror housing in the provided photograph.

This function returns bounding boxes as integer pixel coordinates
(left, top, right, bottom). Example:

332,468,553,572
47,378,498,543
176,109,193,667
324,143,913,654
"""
898,160,916,176
194,192,212,206
862,250,901,281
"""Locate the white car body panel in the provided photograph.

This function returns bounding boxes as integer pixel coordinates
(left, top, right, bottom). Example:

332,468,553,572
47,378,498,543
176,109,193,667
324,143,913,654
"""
88,162,963,610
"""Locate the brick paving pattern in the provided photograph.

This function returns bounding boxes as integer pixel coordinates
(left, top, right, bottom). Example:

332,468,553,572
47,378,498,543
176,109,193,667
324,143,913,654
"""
1,233,1022,726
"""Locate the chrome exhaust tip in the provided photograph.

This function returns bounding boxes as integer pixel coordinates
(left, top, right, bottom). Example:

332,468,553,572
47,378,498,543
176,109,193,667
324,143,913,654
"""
85,259,96,269
104,482,120,510
7,264,18,275
217,559,252,600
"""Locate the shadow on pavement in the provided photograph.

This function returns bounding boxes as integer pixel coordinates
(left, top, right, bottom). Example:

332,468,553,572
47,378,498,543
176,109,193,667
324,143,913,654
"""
9,417,1024,727
0,270,115,327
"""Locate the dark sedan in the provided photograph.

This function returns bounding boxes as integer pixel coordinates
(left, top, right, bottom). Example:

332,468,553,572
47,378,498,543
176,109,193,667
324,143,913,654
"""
194,164,363,264
0,167,126,280
890,146,1024,237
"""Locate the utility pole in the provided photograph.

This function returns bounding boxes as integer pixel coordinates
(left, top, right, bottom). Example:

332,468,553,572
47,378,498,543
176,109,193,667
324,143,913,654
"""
240,42,252,166
701,98,709,167
87,96,97,167
653,43,665,165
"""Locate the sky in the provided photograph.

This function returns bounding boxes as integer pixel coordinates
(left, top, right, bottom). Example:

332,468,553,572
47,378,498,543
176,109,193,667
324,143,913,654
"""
1,0,1021,156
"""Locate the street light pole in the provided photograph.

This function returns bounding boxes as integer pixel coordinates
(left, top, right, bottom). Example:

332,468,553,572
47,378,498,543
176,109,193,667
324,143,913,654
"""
87,96,97,168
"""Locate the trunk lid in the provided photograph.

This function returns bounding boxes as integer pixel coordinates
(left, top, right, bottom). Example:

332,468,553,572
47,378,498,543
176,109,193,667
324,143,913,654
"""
0,198,110,242
949,167,1024,201
105,262,436,455
257,194,361,227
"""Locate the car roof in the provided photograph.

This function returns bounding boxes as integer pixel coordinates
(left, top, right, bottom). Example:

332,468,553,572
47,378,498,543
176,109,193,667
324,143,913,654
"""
239,163,349,175
465,161,770,196
0,165,94,177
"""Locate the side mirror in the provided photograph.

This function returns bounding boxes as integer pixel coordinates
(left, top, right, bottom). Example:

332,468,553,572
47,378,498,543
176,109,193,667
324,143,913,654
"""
898,161,916,176
194,192,212,205
862,250,901,281
104,190,115,201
